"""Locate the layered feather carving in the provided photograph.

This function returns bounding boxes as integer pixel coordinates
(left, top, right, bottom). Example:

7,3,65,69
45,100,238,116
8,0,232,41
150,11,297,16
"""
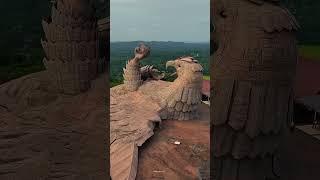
212,79,293,159
140,65,165,81
159,57,204,121
260,5,300,33
160,86,202,121
41,1,98,94
123,60,143,91
212,0,298,179
123,43,151,91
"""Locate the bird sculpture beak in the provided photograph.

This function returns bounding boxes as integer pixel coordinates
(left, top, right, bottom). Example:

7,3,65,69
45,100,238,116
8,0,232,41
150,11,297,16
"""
166,60,175,69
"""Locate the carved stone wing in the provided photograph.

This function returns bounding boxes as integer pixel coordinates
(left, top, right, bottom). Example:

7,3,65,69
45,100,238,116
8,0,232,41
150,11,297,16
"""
260,4,300,33
140,65,165,80
211,79,294,178
110,86,161,180
160,87,202,120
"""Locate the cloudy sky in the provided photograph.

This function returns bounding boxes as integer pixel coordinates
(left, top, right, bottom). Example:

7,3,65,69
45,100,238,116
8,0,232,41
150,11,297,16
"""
110,0,210,42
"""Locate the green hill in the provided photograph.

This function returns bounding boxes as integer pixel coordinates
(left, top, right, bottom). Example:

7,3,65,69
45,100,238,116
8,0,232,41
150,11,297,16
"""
110,41,210,87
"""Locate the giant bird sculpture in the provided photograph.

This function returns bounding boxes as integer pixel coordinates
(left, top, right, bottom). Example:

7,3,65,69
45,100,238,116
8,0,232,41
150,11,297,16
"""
211,0,299,179
122,43,203,120
110,43,204,179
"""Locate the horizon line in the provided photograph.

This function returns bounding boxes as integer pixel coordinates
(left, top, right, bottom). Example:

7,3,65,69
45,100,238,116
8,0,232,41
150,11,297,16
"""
110,40,209,43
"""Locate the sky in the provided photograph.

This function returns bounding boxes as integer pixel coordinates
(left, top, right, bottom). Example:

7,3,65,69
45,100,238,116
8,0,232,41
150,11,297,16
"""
110,0,210,42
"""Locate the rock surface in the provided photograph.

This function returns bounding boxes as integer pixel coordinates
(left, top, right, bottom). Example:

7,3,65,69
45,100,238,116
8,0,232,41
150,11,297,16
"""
116,48,205,174
110,77,210,180
0,71,108,180
110,83,161,180
136,104,210,179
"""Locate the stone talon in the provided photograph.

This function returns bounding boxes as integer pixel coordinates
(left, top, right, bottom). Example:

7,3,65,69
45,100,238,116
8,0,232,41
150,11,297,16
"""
134,43,151,61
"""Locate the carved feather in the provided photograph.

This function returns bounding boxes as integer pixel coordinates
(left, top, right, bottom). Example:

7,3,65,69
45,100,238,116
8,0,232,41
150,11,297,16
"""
187,88,193,105
245,83,266,138
42,20,50,41
228,81,251,130
184,112,190,120
48,42,56,61
175,101,183,111
41,39,49,58
212,79,235,125
175,88,183,101
179,112,185,120
167,99,176,108
181,88,189,102
274,86,291,132
212,125,234,157
160,110,168,120
260,5,300,33
182,103,189,112
51,6,57,22
174,111,180,119
212,81,294,159
261,84,276,134
65,43,72,61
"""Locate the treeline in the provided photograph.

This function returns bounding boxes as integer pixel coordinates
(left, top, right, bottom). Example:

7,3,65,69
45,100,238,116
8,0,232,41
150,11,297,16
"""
110,42,210,87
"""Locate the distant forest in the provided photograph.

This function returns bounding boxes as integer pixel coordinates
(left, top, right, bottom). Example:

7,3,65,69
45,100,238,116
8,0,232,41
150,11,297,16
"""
0,0,319,83
110,41,210,87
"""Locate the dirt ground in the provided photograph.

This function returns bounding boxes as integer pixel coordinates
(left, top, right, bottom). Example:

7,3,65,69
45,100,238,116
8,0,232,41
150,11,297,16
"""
136,105,210,180
136,121,320,180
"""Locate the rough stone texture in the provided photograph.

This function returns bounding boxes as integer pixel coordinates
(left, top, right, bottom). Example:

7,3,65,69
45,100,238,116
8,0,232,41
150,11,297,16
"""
110,85,161,180
98,17,109,33
198,160,210,180
158,57,204,121
211,0,299,179
41,0,99,94
110,143,138,180
122,44,204,121
0,71,108,180
111,88,210,180
140,65,165,81
123,44,150,92
110,45,205,180
110,84,161,180
110,86,161,146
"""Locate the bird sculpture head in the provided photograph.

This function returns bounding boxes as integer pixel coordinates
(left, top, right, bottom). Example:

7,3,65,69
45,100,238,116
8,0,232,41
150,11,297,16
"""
166,56,203,85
